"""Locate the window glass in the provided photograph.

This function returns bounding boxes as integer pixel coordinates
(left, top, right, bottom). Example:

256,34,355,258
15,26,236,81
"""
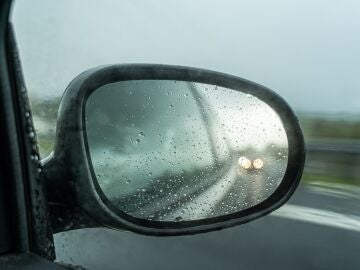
12,0,360,269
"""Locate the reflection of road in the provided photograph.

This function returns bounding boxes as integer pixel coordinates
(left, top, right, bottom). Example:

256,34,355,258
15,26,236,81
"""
93,146,287,222
54,184,360,270
128,160,234,220
210,160,285,217
135,157,286,221
165,159,239,220
92,147,216,199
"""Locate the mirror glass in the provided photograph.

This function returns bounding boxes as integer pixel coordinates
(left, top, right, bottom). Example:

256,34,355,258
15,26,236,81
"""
85,80,288,222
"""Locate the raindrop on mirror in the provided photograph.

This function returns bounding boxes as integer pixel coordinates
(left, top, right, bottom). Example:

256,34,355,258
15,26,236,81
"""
85,80,288,222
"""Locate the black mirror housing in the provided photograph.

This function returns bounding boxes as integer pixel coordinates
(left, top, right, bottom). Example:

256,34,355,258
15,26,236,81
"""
44,64,305,235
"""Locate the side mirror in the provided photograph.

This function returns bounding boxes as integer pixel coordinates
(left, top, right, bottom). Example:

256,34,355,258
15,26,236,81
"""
43,64,305,235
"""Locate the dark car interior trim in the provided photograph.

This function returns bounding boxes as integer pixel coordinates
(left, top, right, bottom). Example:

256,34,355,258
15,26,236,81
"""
6,23,55,260
0,1,63,268
0,158,11,253
0,0,30,254
0,253,72,270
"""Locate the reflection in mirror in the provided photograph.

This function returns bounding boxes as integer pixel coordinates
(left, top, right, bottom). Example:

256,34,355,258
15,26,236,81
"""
85,80,288,222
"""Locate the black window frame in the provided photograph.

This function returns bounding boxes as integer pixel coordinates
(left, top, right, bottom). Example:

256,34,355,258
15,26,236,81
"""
0,1,69,268
0,0,30,255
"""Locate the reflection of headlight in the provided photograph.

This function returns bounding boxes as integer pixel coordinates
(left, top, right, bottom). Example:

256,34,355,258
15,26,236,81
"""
238,156,252,170
253,158,264,170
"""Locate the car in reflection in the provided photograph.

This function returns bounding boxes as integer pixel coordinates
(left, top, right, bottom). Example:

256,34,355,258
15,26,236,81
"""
237,156,264,174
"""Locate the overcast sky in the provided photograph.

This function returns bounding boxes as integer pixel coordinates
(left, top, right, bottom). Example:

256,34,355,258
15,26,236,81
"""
11,0,360,113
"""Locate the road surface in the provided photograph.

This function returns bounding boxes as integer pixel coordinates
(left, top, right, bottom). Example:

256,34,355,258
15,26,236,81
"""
54,183,360,270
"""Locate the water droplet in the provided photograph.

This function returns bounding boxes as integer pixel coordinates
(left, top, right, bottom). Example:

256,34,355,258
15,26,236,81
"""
169,104,173,109
135,139,141,143
138,132,145,137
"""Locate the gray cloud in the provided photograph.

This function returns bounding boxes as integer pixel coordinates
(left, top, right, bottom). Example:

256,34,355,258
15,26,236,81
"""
12,0,360,113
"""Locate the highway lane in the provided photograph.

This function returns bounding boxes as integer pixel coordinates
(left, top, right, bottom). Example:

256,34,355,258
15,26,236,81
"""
121,157,285,221
163,159,240,221
54,183,360,270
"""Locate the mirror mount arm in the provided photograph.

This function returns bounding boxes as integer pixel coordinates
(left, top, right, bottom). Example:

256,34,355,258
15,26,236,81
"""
42,155,100,233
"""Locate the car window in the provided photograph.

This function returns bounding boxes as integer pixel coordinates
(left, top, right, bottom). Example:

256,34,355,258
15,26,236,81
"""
12,0,360,269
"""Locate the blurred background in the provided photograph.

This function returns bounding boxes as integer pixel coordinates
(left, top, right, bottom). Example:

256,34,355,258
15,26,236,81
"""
11,0,360,269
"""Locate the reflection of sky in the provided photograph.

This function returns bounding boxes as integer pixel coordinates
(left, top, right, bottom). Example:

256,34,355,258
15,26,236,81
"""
86,80,216,159
12,0,360,113
197,84,288,150
86,80,219,197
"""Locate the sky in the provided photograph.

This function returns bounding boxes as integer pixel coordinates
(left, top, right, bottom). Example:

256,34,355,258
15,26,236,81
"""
11,0,360,113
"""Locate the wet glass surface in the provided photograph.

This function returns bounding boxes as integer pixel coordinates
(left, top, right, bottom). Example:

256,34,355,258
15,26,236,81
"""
85,80,288,221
